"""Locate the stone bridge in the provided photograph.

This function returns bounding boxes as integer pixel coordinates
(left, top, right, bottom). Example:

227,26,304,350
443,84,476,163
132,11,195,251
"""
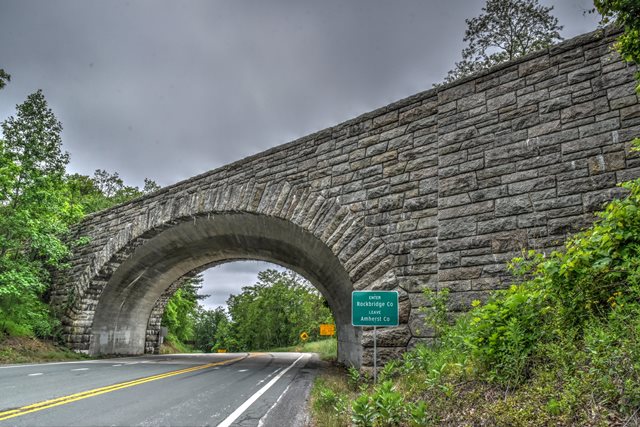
52,28,640,368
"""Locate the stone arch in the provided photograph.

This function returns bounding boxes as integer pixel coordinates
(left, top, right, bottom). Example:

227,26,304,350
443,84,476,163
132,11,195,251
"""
53,181,408,368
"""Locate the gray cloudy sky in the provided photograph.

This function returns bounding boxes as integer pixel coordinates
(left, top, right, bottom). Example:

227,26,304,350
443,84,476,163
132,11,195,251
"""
0,0,600,309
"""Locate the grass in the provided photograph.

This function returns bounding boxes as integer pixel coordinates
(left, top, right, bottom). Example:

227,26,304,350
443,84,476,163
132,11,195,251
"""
263,338,337,361
0,336,88,364
159,334,197,354
309,365,353,426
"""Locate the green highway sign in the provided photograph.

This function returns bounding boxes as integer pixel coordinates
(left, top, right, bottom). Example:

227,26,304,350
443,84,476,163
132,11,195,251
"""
352,291,399,327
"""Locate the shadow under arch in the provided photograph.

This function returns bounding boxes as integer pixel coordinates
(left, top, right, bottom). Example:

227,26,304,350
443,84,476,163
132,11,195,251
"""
89,212,362,367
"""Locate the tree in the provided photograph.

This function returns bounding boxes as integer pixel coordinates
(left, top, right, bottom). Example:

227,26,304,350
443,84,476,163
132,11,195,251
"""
225,269,333,351
66,170,160,215
161,275,207,344
442,0,563,84
0,90,80,337
192,307,228,352
211,314,240,352
0,88,159,339
594,0,640,92
0,69,9,90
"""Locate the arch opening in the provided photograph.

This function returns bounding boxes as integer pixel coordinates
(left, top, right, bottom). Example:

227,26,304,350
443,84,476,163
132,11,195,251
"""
89,212,362,367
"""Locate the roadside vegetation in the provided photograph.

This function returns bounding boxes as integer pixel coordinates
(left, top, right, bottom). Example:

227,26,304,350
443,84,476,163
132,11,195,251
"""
0,78,159,362
160,269,335,355
311,1,640,426
264,337,337,361
0,336,88,364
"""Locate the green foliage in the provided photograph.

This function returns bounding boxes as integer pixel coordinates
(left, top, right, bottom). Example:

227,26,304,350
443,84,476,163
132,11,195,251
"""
378,360,399,383
443,0,563,83
210,313,240,352
582,304,640,413
192,306,227,352
350,381,407,427
0,69,10,90
351,394,377,427
67,170,159,215
347,366,364,391
315,383,348,416
406,401,429,427
0,88,159,341
0,90,80,338
161,275,206,344
225,269,333,351
466,281,549,385
310,373,351,426
420,288,450,342
161,332,195,354
595,0,640,92
372,381,405,426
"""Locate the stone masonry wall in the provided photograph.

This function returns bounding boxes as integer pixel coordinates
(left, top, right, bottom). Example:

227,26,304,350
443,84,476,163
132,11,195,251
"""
433,27,640,324
53,27,640,363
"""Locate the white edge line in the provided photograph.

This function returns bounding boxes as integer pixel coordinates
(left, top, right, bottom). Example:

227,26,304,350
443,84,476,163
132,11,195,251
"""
0,359,133,369
0,360,96,369
257,381,293,427
217,354,305,427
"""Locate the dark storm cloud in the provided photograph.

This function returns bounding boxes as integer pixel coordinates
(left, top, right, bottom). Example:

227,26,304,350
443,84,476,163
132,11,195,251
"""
0,0,600,303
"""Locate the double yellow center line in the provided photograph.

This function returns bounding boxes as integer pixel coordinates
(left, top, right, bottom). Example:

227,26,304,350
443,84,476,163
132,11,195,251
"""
0,356,245,422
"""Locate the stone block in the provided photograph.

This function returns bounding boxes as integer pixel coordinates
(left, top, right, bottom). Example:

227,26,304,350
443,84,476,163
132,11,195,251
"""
469,186,509,202
508,176,556,195
561,98,610,123
399,101,437,124
583,187,628,211
491,230,528,252
361,347,406,367
477,217,517,234
373,110,398,128
567,63,601,84
588,152,626,174
439,172,478,197
439,218,477,239
518,89,549,107
485,141,538,165
439,266,483,282
557,173,617,196
495,195,532,217
439,200,494,220
487,92,517,110
439,81,476,103
528,120,562,137
362,326,412,347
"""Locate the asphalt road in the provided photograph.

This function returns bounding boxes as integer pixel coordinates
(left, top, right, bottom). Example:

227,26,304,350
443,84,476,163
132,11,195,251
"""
0,352,320,427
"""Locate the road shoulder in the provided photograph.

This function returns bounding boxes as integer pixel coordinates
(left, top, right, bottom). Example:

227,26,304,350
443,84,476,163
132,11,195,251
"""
258,353,327,427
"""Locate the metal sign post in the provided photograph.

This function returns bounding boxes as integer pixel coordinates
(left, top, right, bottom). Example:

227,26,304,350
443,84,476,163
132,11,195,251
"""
373,326,377,383
352,290,399,383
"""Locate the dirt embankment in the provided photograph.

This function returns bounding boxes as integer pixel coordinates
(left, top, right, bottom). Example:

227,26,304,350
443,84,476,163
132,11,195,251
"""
0,336,87,364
